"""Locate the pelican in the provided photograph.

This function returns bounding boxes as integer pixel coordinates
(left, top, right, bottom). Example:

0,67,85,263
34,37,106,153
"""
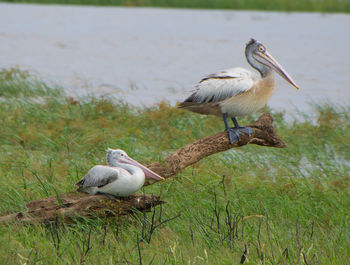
76,148,164,197
178,38,299,144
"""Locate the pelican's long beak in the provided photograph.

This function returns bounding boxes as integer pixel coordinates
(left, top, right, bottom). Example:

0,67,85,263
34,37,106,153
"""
255,51,300,90
120,156,165,181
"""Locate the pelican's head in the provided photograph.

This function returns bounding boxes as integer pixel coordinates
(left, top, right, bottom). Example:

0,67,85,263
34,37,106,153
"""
106,148,164,181
106,148,127,163
245,38,299,89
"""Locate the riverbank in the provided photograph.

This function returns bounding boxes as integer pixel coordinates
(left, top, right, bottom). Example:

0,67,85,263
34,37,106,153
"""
1,0,350,13
0,69,349,264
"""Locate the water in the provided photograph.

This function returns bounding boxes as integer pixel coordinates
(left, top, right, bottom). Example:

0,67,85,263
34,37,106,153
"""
1,4,349,118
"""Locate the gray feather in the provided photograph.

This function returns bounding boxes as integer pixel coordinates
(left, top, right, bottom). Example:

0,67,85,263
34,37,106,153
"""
76,165,119,189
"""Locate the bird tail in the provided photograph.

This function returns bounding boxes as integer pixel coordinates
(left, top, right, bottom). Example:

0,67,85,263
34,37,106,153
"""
177,101,221,116
75,179,84,187
177,101,193,109
76,182,88,193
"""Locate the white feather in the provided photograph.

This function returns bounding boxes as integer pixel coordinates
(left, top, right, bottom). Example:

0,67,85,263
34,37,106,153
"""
97,167,144,197
76,148,163,197
78,165,144,196
190,67,259,103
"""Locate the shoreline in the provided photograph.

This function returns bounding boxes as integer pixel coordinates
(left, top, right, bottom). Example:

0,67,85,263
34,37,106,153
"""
1,3,349,117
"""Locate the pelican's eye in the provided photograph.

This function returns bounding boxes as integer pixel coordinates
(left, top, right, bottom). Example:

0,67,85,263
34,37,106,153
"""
120,153,124,157
258,46,265,52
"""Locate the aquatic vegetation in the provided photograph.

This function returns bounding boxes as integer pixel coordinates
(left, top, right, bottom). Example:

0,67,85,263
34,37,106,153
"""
1,0,350,13
0,69,349,264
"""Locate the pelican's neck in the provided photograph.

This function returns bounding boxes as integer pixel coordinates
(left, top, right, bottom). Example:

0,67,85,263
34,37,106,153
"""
108,157,142,177
245,50,271,78
118,163,142,176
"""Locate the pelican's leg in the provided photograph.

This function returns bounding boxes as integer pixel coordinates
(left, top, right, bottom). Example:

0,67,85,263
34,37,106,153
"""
223,113,241,144
231,117,253,136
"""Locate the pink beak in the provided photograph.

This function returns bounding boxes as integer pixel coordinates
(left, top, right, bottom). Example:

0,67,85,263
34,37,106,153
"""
254,50,300,90
120,156,164,180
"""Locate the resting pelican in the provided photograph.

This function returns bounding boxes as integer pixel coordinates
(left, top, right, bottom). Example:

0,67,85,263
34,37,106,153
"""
76,148,164,197
179,38,299,144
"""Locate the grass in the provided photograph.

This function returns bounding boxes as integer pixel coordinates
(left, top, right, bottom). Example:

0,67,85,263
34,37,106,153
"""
0,67,349,264
1,0,350,13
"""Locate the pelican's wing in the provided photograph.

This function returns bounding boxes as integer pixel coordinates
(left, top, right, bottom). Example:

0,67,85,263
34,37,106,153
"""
180,67,258,104
76,165,119,188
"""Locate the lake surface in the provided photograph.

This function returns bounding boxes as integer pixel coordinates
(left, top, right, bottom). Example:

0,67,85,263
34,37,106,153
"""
1,4,349,118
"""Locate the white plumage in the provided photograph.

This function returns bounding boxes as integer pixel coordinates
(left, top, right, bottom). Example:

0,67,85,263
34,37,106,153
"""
78,165,144,196
76,149,164,197
179,38,299,144
192,67,259,104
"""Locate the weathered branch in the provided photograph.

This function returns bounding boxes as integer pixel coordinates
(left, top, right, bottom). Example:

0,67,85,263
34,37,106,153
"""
0,113,284,224
145,113,285,185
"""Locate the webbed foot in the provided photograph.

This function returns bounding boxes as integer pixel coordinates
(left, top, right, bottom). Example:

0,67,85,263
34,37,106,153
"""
226,126,253,144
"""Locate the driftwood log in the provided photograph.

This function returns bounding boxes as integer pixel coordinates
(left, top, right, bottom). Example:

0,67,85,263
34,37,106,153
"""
0,113,285,224
0,194,163,225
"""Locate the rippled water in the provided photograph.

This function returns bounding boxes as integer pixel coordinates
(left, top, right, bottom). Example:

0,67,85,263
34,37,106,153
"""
1,4,349,117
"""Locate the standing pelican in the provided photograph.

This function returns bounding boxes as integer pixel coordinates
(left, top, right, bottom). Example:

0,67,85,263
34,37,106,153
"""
76,148,164,197
179,38,299,144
